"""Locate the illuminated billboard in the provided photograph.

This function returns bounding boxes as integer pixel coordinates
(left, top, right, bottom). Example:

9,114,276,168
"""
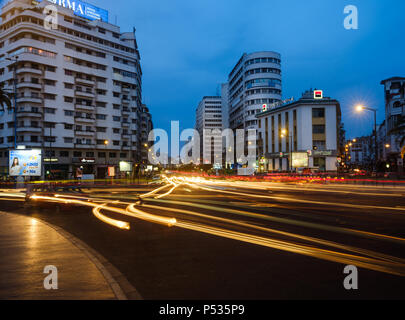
119,161,132,172
37,0,109,22
292,152,309,168
9,149,42,176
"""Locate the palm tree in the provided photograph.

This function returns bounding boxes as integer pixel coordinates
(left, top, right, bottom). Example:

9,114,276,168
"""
0,82,12,112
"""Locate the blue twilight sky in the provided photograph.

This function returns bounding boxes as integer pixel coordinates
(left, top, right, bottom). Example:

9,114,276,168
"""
93,0,404,139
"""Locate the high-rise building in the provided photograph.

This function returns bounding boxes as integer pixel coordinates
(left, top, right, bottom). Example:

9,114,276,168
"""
195,96,222,165
227,51,282,136
0,0,150,179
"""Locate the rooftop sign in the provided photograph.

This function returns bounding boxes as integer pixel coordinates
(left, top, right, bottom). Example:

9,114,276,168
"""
37,0,108,22
262,97,294,112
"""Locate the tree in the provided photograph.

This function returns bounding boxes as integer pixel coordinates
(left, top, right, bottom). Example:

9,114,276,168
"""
0,82,12,113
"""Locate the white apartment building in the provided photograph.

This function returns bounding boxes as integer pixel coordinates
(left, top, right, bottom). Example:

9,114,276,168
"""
195,96,222,165
227,51,282,136
0,0,150,179
256,90,342,172
380,77,405,171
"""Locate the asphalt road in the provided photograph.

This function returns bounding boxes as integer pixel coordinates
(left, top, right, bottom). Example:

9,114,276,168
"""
1,178,405,299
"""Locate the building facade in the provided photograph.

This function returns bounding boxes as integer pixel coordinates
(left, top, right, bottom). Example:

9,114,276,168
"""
346,136,373,168
227,51,282,140
195,96,222,165
380,77,405,172
256,90,341,172
0,0,151,179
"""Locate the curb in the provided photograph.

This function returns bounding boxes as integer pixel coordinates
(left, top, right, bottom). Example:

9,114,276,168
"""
6,211,143,300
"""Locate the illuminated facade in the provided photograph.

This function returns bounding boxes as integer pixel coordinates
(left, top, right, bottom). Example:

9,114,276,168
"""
195,96,223,165
256,89,342,172
0,0,151,179
227,51,282,135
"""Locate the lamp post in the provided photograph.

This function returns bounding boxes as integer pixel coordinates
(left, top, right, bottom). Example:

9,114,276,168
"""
6,56,19,150
281,129,293,173
356,105,378,172
46,122,66,180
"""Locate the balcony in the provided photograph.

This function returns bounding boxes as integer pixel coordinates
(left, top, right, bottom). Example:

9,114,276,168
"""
75,104,95,112
18,96,43,104
75,144,95,149
17,126,42,133
75,130,95,137
75,117,95,124
17,82,42,90
16,67,42,75
17,110,42,118
75,77,95,86
75,90,95,98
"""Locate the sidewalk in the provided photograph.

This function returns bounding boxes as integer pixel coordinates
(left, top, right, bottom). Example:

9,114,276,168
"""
0,212,117,300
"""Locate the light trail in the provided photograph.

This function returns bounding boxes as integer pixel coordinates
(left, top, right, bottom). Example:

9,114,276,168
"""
93,204,130,230
4,177,404,277
184,179,405,213
126,204,177,227
140,203,405,265
146,198,405,245
174,220,405,276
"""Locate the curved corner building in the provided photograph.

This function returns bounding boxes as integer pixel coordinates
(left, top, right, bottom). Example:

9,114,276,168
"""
0,0,150,179
227,51,282,133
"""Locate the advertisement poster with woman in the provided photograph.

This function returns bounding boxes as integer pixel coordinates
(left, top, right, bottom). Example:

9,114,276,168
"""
9,149,42,177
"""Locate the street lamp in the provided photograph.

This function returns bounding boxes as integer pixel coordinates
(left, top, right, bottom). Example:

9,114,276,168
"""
6,56,19,150
280,129,293,173
355,104,378,172
104,140,109,165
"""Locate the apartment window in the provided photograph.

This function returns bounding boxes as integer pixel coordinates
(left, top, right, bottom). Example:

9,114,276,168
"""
44,136,56,143
65,83,74,89
64,110,74,116
96,114,107,120
120,153,127,158
312,108,325,118
98,152,106,158
30,136,38,142
109,153,117,158
96,127,106,133
44,79,55,86
113,116,121,122
44,93,56,100
86,152,94,157
64,96,74,103
312,125,325,134
44,108,56,114
313,140,326,151
60,151,69,157
73,151,82,157
113,141,120,146
64,137,73,143
64,124,73,130
113,128,120,134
